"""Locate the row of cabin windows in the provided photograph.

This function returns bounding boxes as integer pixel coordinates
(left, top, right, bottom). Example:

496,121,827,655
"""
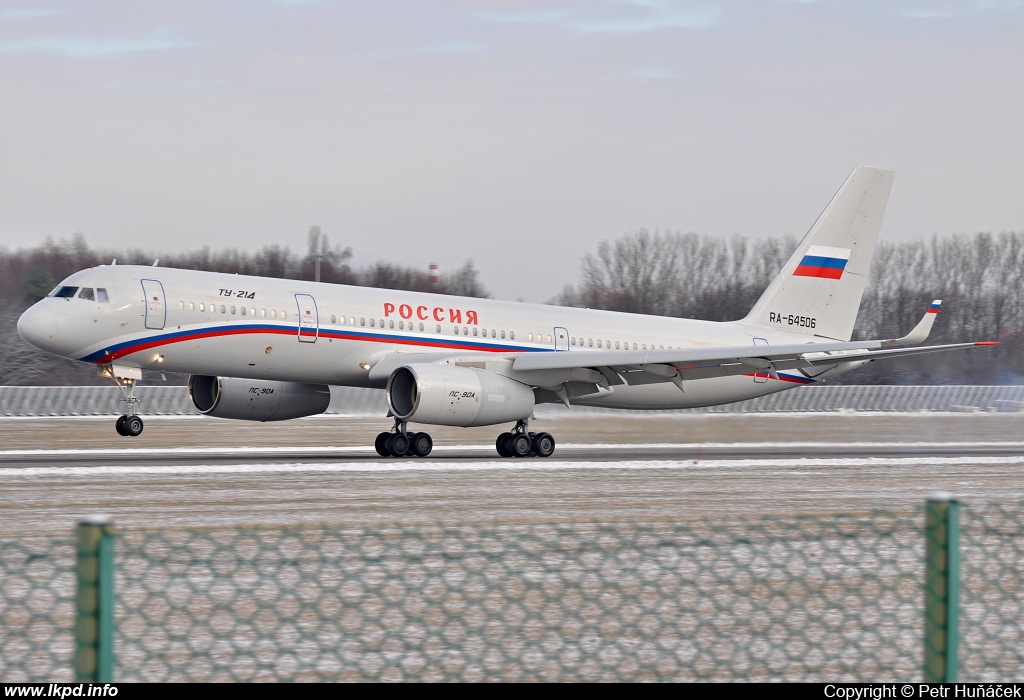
572,337,667,350
179,301,288,319
328,316,518,341
175,300,668,348
49,286,110,303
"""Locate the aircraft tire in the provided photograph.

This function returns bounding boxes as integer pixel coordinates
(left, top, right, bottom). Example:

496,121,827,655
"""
532,432,555,458
496,433,512,457
510,433,532,458
374,432,390,457
115,415,128,437
125,416,144,437
390,432,410,456
411,432,433,457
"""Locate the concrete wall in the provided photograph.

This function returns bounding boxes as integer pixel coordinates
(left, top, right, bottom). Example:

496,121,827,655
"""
1,384,1023,417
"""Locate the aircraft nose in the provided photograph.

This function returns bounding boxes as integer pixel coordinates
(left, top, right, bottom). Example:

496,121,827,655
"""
17,303,60,351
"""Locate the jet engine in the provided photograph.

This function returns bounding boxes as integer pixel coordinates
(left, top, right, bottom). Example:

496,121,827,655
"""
188,375,331,421
387,364,535,427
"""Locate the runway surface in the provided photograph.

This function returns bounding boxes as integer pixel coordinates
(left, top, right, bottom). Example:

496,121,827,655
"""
2,413,1023,535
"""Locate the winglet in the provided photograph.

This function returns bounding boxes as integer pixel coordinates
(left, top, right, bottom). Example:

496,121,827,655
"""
886,300,941,347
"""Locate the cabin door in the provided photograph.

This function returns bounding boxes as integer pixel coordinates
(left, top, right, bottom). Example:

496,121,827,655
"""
295,294,319,343
554,326,570,351
141,279,166,330
752,337,769,383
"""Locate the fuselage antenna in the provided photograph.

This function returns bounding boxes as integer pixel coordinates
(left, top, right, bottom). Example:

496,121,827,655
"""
152,259,160,267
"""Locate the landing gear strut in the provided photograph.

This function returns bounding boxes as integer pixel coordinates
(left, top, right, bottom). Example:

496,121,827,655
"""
496,419,555,458
112,376,144,437
375,419,432,458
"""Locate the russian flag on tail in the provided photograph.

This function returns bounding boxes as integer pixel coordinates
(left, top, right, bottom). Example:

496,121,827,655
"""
793,245,853,280
927,301,942,314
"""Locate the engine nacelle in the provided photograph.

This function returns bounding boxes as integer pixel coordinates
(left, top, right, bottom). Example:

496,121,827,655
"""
387,364,535,427
188,375,331,421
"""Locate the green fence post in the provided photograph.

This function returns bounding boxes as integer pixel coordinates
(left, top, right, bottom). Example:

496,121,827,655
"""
75,515,115,683
924,493,960,682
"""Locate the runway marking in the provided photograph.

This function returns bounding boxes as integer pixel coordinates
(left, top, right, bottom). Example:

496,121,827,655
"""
3,455,1024,478
3,441,1024,458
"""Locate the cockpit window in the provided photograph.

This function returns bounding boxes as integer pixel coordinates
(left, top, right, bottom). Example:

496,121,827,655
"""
78,288,95,301
52,286,79,298
96,288,109,303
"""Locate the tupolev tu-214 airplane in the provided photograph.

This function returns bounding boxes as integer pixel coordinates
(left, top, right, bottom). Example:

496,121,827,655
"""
17,167,996,458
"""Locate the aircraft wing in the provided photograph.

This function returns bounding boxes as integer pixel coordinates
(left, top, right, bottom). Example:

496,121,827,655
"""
511,298,996,387
512,339,996,371
509,339,996,387
367,301,996,391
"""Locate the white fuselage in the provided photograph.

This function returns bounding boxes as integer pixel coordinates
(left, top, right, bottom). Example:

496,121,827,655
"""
19,265,837,411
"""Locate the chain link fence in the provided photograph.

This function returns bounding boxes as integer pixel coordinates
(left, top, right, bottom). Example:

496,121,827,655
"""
1,503,1022,682
3,385,1024,417
0,537,76,682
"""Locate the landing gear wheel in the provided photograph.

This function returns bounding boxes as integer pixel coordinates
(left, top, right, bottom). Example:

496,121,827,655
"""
510,433,532,458
375,432,391,457
125,415,144,437
532,432,555,458
390,432,411,456
115,415,128,437
411,432,433,457
496,432,512,458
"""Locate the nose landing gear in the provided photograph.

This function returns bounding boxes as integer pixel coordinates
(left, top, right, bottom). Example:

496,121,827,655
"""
101,365,145,437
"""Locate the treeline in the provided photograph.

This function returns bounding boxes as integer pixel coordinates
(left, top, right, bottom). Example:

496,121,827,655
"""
554,229,1023,385
2,230,1020,386
0,233,488,385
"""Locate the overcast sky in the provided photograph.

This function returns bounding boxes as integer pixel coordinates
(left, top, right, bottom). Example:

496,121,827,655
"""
1,0,1021,301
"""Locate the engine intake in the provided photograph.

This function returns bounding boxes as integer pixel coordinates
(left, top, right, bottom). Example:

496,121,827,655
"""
387,364,535,427
188,375,331,421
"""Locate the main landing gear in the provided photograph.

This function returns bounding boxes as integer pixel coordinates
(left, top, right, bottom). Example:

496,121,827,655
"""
495,419,555,458
375,419,433,458
111,375,144,437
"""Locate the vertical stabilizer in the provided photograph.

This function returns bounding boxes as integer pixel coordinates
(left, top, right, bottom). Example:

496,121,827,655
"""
744,166,895,341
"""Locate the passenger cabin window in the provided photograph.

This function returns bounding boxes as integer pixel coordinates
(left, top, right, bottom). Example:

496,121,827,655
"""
78,288,95,301
97,289,109,303
52,286,78,298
